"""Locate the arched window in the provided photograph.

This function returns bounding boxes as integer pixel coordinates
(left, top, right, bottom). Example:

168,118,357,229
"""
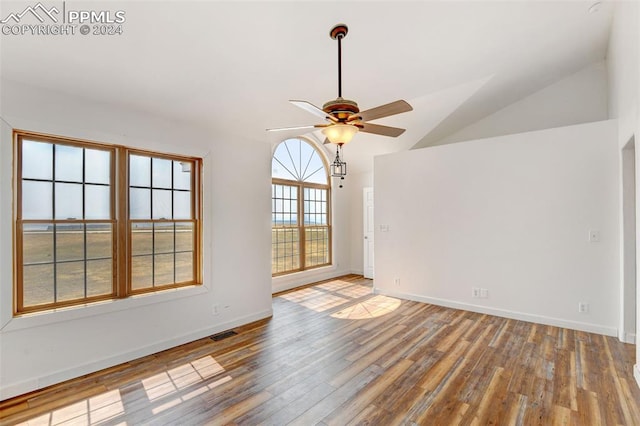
272,138,331,275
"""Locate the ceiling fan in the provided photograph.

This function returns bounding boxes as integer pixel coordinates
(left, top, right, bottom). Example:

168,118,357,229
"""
267,24,413,146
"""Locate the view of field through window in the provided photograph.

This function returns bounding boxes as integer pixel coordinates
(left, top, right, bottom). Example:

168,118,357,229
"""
16,134,201,312
272,139,330,275
20,139,114,308
128,154,195,291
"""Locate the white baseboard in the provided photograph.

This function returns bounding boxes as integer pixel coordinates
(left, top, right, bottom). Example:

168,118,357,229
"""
624,332,636,344
635,364,640,389
0,309,272,401
375,288,618,337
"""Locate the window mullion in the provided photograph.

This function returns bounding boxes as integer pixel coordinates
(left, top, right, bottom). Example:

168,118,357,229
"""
298,184,304,270
116,147,128,298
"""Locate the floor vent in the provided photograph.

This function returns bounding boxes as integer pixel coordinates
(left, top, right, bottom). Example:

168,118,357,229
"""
211,330,238,341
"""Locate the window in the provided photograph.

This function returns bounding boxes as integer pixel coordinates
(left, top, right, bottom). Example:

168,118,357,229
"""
271,138,331,275
128,154,197,292
15,131,202,314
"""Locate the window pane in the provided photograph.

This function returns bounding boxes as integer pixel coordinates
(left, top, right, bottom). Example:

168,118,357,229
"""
22,181,52,220
272,142,298,181
23,264,54,306
132,223,153,255
130,188,150,219
173,161,191,190
174,191,191,219
56,261,85,302
22,140,52,180
154,253,174,286
87,259,112,297
132,255,153,290
55,145,83,182
85,185,110,220
152,189,172,219
152,158,172,189
154,223,174,254
55,183,82,220
87,224,112,259
85,149,111,184
272,228,300,274
176,252,193,282
176,222,194,252
56,224,85,262
23,224,53,264
305,227,329,267
303,151,327,184
130,155,150,187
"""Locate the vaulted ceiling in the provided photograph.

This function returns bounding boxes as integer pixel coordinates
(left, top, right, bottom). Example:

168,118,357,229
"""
0,1,613,172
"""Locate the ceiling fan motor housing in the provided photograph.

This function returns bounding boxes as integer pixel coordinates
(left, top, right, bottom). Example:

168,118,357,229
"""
323,97,360,121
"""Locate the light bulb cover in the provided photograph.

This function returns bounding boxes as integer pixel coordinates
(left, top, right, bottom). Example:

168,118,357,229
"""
322,123,358,145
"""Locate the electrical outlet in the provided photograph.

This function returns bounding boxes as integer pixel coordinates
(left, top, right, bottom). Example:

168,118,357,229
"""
212,304,220,316
480,288,489,298
472,288,481,298
578,302,589,313
394,278,400,286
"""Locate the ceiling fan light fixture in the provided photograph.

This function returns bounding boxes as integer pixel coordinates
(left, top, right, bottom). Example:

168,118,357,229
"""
331,145,347,181
322,123,358,145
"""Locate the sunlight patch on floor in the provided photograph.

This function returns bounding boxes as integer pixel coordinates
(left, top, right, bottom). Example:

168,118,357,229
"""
18,389,126,426
278,287,325,303
142,355,225,402
299,294,350,312
316,280,354,291
337,284,372,299
331,295,401,319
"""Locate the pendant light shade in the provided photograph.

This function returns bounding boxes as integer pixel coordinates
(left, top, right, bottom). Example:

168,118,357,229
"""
322,123,358,145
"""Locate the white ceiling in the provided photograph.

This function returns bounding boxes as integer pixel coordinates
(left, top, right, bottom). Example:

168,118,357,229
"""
0,1,613,172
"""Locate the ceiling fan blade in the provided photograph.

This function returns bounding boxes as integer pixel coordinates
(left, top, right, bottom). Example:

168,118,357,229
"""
350,100,413,122
323,138,331,145
290,100,338,122
359,122,406,137
267,125,316,132
266,124,330,132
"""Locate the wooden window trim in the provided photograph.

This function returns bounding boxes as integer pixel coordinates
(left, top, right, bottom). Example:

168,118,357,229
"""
13,130,203,315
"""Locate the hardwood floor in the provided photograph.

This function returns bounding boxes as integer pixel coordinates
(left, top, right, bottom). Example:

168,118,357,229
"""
2,274,640,425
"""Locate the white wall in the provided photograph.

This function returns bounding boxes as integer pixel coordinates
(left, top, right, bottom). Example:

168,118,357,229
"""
374,120,619,336
0,80,273,400
606,0,640,384
433,61,608,146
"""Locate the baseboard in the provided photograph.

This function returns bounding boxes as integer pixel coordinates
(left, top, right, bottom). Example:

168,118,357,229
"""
0,309,273,401
635,364,640,389
375,288,618,337
624,332,636,344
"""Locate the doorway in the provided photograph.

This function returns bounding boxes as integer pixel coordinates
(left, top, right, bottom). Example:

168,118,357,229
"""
363,187,374,279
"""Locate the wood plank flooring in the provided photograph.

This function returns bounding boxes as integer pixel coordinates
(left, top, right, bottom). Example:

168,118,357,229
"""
1,274,640,425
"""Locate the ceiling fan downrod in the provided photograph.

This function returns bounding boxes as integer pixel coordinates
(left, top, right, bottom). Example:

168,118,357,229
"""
330,24,348,99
